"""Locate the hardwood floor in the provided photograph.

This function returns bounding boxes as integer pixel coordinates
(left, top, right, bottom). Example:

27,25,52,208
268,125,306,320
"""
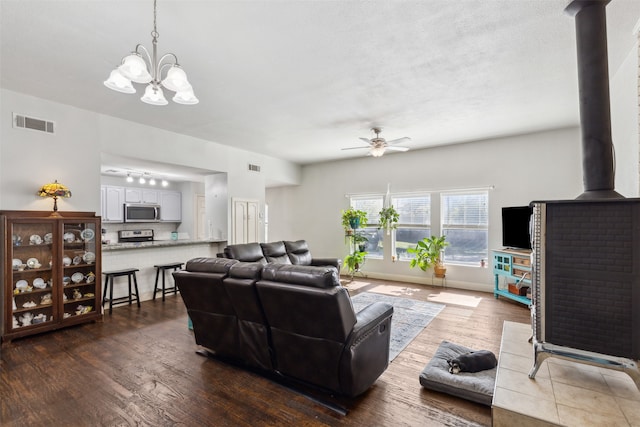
1,278,530,426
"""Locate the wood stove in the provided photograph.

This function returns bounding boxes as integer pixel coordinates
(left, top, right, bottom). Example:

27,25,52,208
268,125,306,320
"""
529,200,640,389
526,0,640,390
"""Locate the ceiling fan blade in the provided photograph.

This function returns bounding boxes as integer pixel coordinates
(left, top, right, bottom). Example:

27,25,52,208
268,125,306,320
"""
386,146,410,152
359,137,373,145
341,146,370,151
385,137,411,145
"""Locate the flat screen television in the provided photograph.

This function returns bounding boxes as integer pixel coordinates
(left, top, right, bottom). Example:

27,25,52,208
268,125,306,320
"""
502,206,533,250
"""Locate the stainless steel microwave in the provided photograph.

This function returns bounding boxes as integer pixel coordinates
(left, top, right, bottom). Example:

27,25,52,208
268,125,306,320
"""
124,203,161,222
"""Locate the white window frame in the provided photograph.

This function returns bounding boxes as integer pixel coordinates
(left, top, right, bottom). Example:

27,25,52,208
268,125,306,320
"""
391,193,431,261
440,190,489,266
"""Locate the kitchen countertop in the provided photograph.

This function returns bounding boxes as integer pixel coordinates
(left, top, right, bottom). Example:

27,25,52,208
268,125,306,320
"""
102,239,227,251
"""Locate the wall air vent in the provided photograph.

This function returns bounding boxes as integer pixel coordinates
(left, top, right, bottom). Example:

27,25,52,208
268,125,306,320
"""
248,164,261,172
13,113,55,134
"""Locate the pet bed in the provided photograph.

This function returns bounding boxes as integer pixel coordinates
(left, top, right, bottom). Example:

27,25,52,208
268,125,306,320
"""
419,340,497,406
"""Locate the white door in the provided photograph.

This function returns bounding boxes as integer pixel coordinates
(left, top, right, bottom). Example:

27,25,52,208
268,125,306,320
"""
232,199,259,244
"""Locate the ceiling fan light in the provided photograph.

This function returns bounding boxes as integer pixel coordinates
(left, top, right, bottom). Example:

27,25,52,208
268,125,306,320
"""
173,88,199,105
370,146,386,157
162,66,191,92
104,69,136,94
118,54,152,84
141,84,169,106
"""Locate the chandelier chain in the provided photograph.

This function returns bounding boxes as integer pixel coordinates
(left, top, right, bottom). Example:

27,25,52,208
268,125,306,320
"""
151,0,159,40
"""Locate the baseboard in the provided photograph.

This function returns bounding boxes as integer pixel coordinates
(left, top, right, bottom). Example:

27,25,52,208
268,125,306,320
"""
341,271,493,294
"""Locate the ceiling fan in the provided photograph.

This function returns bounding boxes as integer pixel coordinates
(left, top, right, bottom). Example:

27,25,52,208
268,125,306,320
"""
342,127,411,157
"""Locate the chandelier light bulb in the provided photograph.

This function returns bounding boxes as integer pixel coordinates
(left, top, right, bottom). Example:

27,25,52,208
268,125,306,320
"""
139,176,146,184
126,173,134,183
173,88,199,105
118,54,152,84
141,84,168,106
149,177,156,185
104,70,136,94
162,179,169,187
162,66,191,92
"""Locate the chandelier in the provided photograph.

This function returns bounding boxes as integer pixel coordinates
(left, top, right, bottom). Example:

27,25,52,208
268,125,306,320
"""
104,0,198,106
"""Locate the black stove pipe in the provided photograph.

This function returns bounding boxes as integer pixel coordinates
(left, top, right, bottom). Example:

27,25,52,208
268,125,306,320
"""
565,0,623,199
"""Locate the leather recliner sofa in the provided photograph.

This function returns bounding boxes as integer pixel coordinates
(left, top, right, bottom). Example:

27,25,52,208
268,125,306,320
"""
174,257,393,397
220,240,341,270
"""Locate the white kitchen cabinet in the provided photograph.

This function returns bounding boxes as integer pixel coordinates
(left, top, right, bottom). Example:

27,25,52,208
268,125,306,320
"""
102,186,125,223
160,191,182,222
125,188,159,204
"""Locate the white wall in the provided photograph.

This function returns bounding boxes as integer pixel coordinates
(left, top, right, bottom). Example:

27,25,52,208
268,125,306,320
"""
266,127,584,292
1,90,101,213
611,39,639,197
0,89,301,220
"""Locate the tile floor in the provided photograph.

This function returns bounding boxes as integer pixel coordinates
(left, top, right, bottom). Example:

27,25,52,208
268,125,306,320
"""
493,321,640,427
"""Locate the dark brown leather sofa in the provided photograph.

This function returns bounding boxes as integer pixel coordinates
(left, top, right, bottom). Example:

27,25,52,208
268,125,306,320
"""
174,257,393,397
220,240,341,270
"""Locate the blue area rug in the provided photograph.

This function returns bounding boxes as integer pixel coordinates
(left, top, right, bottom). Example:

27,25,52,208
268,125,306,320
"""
351,292,445,361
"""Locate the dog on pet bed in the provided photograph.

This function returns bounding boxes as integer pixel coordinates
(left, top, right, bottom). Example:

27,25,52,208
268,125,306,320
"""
447,350,497,374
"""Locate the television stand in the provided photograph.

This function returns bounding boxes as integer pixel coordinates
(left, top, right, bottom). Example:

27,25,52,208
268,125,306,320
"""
492,248,532,307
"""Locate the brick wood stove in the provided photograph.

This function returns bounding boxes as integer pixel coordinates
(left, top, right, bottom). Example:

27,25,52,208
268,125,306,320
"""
528,0,639,390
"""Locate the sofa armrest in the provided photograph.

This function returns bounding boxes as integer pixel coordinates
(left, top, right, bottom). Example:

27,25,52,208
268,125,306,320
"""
350,301,393,343
339,301,393,396
310,257,342,270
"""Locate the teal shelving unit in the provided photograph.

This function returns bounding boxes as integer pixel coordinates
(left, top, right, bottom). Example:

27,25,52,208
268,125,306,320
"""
493,249,532,307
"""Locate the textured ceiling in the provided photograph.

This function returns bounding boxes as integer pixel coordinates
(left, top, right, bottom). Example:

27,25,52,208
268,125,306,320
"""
2,1,639,179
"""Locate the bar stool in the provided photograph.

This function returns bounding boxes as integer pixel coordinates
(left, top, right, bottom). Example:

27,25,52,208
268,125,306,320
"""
102,268,141,315
153,262,184,301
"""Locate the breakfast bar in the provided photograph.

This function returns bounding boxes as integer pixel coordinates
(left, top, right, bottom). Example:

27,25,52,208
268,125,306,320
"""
102,239,226,302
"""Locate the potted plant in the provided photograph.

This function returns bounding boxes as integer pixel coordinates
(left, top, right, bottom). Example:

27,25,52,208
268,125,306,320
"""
352,232,369,252
341,208,368,231
343,251,367,277
407,235,449,278
378,205,399,235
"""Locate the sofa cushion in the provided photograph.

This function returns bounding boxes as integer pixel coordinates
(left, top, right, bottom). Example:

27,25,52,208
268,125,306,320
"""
262,263,339,289
186,257,238,273
225,243,267,264
260,241,292,264
284,240,312,265
228,262,264,279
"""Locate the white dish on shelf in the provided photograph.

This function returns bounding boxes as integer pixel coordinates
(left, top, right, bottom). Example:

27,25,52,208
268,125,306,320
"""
62,256,72,266
16,279,28,289
63,232,75,243
12,258,22,269
29,234,42,245
83,252,96,264
63,276,71,285
26,258,41,269
44,233,53,244
80,228,95,241
71,272,84,283
72,255,82,265
33,278,46,289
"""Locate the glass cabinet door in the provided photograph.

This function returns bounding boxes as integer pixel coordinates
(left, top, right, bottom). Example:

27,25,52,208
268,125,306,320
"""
61,220,99,320
9,220,56,331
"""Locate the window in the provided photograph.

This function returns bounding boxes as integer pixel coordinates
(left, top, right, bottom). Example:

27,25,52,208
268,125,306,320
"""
441,191,488,265
392,194,431,260
351,196,384,258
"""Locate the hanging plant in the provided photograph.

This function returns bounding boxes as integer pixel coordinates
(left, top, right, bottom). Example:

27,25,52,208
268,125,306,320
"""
341,208,368,231
378,205,400,235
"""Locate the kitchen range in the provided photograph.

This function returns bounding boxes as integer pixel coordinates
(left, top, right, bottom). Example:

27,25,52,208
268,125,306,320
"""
118,229,154,243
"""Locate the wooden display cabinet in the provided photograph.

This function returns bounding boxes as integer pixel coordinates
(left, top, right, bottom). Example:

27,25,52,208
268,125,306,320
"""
1,210,102,343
